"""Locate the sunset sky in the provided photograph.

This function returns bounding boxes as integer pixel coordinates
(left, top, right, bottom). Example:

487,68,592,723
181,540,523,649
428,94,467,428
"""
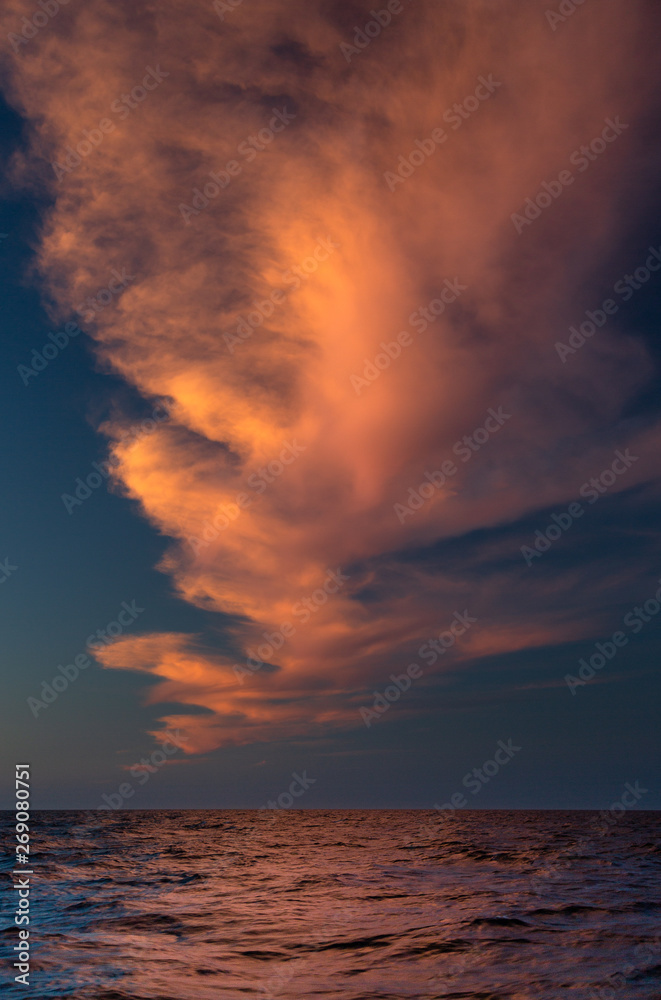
1,0,660,809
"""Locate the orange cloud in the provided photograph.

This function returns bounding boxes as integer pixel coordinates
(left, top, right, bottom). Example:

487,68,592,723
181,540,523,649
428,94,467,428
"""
3,0,661,751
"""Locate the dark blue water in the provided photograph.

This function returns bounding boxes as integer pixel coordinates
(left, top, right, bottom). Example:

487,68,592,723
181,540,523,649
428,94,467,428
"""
2,810,660,998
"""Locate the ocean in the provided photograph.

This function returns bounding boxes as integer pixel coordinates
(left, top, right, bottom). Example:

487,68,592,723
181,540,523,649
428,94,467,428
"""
2,809,660,999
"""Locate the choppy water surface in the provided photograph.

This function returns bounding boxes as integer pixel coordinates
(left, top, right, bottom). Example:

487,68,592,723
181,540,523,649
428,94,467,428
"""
2,809,660,999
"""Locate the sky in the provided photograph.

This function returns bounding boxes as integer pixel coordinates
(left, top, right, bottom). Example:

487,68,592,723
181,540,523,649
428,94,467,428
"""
1,0,660,810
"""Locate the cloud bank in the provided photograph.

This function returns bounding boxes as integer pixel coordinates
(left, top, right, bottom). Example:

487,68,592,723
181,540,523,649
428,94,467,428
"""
2,0,661,751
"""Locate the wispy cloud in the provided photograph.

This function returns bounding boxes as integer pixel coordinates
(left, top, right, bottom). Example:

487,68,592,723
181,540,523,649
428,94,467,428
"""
2,0,661,752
